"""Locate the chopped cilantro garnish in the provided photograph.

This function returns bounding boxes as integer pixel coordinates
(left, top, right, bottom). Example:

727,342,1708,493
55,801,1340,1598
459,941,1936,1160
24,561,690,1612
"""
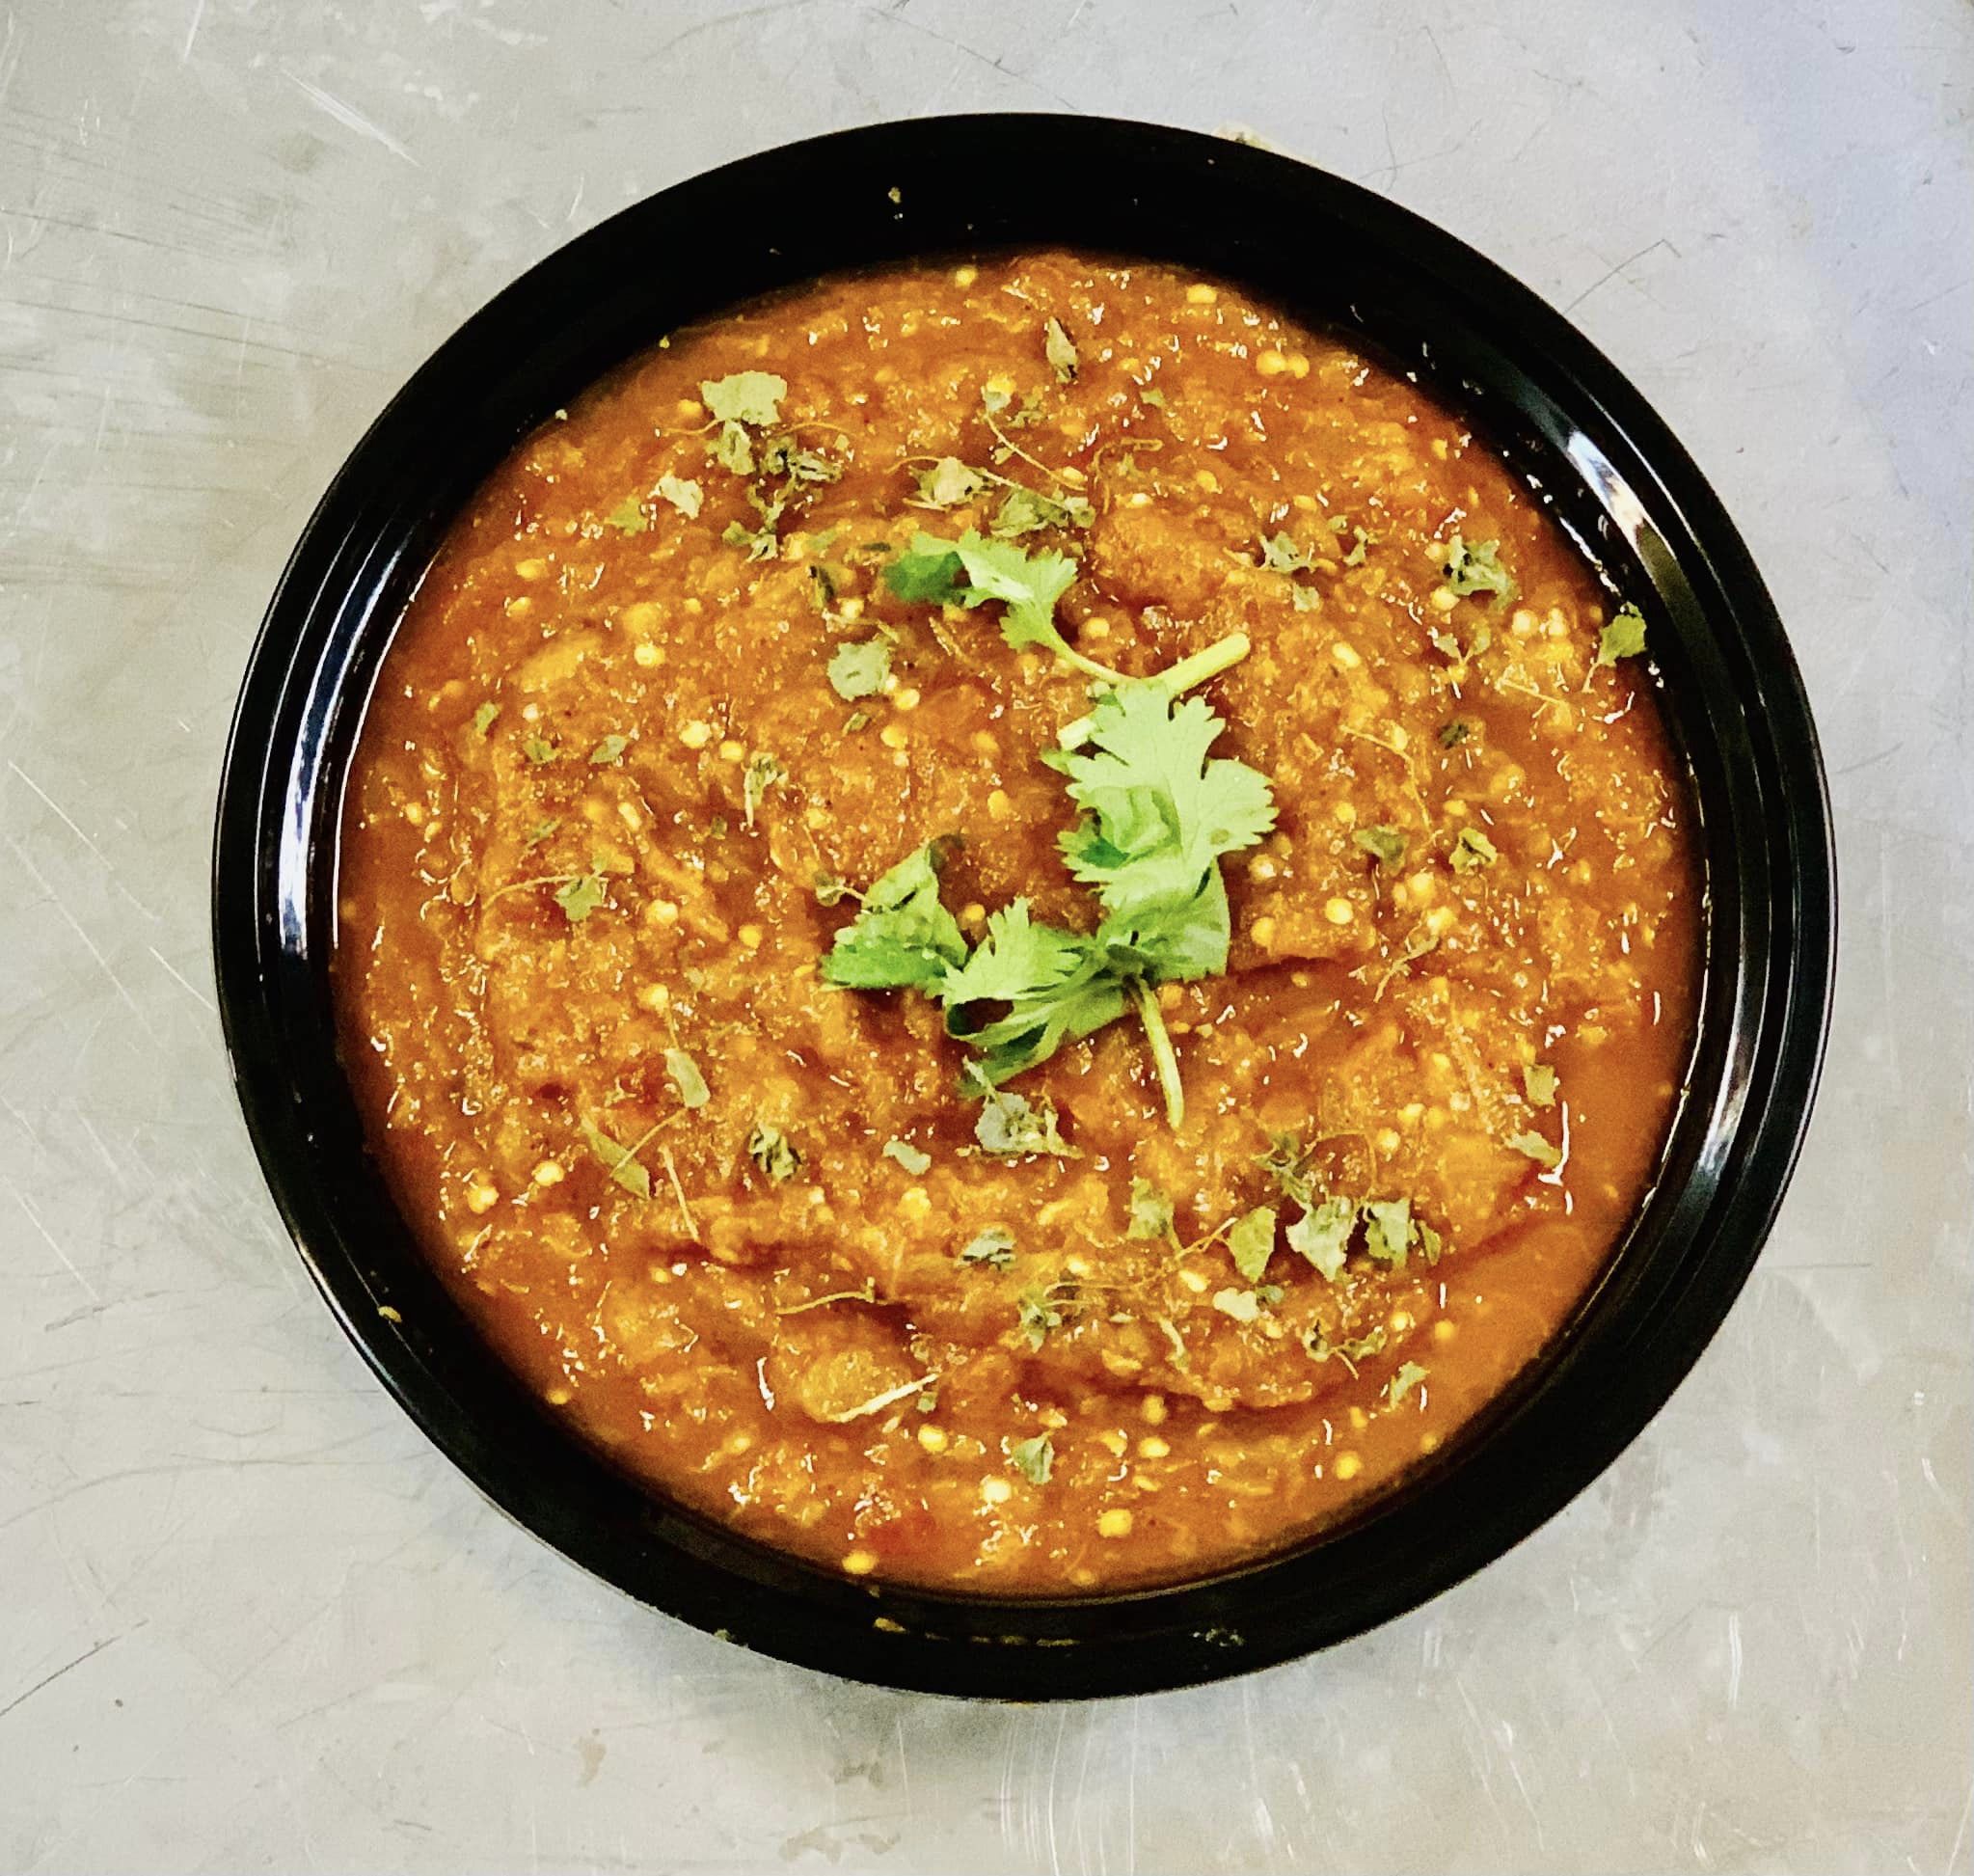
523,736,556,765
605,497,647,535
883,530,1118,682
826,637,891,699
711,423,755,476
580,1119,654,1199
747,1123,801,1181
663,1048,710,1109
1524,1063,1557,1107
523,818,560,848
1353,825,1407,866
656,475,703,519
589,734,629,765
743,750,786,829
991,482,1094,535
1363,1197,1416,1268
1016,1285,1063,1348
1507,1128,1562,1170
1285,1194,1355,1281
1449,827,1500,873
914,456,987,508
1384,1361,1428,1407
1010,1432,1055,1483
882,1137,932,1175
960,1225,1016,1269
554,875,606,921
1126,1177,1176,1241
1438,533,1517,602
1341,526,1372,567
974,1087,1078,1159
821,842,968,992
472,701,500,737
722,487,787,561
1043,316,1078,383
1439,720,1474,748
1211,1288,1263,1323
1258,532,1316,575
1304,1322,1389,1374
1139,386,1165,408
1595,602,1648,668
1257,1131,1317,1206
699,371,786,426
1227,1205,1278,1284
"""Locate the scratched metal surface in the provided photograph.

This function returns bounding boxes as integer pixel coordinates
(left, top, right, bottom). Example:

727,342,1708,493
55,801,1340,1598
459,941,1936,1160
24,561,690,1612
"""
2,1,1969,1870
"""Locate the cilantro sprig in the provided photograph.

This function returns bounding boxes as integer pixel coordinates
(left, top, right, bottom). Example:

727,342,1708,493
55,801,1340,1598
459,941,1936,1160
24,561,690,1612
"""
883,530,1119,683
824,683,1273,1127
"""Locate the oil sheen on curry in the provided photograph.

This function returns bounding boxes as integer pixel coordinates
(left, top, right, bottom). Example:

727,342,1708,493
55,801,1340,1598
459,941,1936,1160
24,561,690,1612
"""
337,253,1698,1592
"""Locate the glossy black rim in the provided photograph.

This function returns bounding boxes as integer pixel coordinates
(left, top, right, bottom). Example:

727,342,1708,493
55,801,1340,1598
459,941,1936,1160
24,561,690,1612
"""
212,114,1835,1700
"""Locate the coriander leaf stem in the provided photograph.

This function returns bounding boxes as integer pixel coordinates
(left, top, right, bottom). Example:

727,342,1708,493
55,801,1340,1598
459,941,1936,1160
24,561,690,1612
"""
1058,632,1252,749
1131,976,1185,1128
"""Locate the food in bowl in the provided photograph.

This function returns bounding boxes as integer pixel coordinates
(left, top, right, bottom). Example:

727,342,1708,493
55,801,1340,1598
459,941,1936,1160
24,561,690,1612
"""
335,251,1697,1591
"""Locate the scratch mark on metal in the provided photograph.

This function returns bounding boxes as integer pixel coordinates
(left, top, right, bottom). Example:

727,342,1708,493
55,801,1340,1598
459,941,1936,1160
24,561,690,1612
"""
279,68,420,166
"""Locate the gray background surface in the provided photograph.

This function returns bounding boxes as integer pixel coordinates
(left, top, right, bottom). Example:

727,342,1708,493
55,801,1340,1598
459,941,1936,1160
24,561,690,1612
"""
3,2,1970,1871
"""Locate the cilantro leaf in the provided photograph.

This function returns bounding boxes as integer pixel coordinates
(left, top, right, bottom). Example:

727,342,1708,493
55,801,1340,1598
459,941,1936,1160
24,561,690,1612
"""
1507,1128,1562,1170
711,423,755,476
914,456,988,509
589,734,629,765
960,1225,1016,1268
663,1048,710,1109
1304,1322,1389,1373
1010,1432,1055,1483
1043,316,1078,383
974,1087,1079,1159
1227,1205,1277,1284
1353,825,1407,866
1439,720,1474,748
1363,1197,1415,1268
580,1120,652,1199
827,638,892,700
821,843,969,992
747,1123,801,1181
1449,827,1500,873
1595,602,1648,668
699,371,786,426
523,736,556,766
1052,686,1276,950
883,539,966,604
1211,1288,1263,1323
605,497,647,535
1286,1195,1356,1281
1524,1063,1557,1107
657,475,702,519
1439,533,1517,601
1258,532,1315,574
885,530,1115,681
991,483,1094,535
1016,1286,1064,1349
1257,1132,1317,1207
1384,1361,1428,1407
882,1137,932,1176
937,899,1085,1005
554,875,606,921
472,701,500,737
1127,1177,1176,1241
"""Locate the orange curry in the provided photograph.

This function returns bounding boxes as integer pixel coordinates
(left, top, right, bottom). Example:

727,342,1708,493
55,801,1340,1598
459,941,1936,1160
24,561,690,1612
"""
335,253,1698,1591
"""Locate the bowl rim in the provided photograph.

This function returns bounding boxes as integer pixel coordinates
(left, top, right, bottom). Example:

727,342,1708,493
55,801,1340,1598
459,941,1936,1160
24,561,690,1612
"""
212,112,1836,1700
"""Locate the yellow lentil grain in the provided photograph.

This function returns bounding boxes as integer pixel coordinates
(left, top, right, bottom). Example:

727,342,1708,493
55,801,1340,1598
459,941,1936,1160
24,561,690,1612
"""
987,788,1014,820
1097,1509,1136,1537
1185,283,1217,305
1334,1452,1364,1482
465,1183,500,1214
532,1160,565,1186
917,1424,949,1454
738,923,765,950
717,738,745,762
1324,897,1355,926
842,1549,879,1576
1142,1394,1168,1425
952,264,979,287
1138,1435,1171,1459
1256,348,1289,376
1251,915,1279,950
982,1477,1013,1506
679,720,713,749
879,723,909,750
1433,1319,1458,1345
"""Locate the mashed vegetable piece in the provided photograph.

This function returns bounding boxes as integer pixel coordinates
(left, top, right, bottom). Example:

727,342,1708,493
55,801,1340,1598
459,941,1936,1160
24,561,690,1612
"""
335,253,1698,1591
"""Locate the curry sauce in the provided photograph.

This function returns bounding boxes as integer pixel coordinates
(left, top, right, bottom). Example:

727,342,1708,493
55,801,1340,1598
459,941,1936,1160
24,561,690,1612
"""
335,253,1699,1591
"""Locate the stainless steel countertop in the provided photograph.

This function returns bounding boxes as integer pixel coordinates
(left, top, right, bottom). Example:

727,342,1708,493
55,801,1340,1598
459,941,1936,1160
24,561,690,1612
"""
3,3,1968,1870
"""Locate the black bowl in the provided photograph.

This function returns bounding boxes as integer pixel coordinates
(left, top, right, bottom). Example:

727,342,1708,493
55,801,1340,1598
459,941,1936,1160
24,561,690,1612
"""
213,114,1835,1699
